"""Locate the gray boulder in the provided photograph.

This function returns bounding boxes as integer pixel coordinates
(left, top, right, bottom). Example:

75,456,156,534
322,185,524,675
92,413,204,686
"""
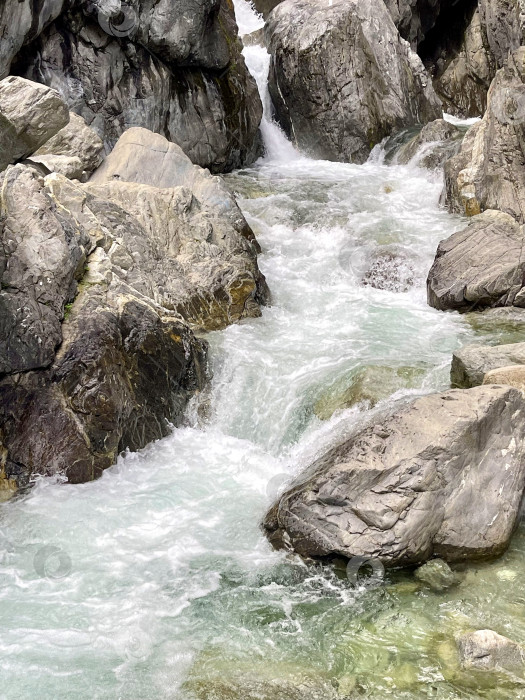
0,76,69,171
457,629,525,672
444,48,525,223
265,0,442,163
396,119,463,168
16,0,262,173
34,112,104,177
264,385,525,567
427,210,525,311
451,342,525,388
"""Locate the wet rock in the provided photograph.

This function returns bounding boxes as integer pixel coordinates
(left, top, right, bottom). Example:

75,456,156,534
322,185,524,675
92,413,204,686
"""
397,119,463,169
265,0,441,164
457,629,525,672
465,306,525,345
0,76,69,171
14,0,263,173
34,112,104,177
314,365,426,420
483,364,525,390
264,385,525,567
479,0,525,70
451,342,525,388
427,210,525,312
243,28,266,47
414,559,461,591
444,48,525,222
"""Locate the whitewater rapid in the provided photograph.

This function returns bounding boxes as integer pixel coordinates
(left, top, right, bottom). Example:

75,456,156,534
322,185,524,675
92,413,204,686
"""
1,3,521,699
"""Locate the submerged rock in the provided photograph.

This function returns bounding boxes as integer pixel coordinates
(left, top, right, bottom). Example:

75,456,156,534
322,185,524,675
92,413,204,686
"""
451,342,525,388
265,0,441,163
0,76,69,171
457,629,525,673
465,306,525,345
264,385,525,567
427,210,525,312
314,365,426,420
414,559,461,592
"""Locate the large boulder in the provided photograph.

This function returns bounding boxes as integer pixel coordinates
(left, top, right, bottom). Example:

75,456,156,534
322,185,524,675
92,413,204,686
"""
0,164,209,492
265,0,442,163
451,341,525,387
34,111,104,177
13,0,262,173
444,48,525,222
427,210,525,311
264,385,525,567
0,76,69,171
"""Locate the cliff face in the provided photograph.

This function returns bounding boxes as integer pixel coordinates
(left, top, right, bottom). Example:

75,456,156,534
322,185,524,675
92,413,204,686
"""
2,0,263,173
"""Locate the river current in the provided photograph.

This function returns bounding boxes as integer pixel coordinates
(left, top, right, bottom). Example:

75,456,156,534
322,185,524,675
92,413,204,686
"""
2,2,525,699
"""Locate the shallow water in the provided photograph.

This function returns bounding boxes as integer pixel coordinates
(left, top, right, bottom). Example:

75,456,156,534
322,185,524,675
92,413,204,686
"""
2,4,525,699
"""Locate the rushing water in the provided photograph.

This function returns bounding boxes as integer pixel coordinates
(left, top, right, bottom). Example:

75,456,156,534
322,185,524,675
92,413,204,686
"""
3,3,525,699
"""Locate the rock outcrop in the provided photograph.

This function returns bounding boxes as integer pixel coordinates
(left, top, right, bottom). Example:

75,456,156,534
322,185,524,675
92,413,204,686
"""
0,76,69,171
427,210,525,311
265,0,442,163
444,48,525,222
264,385,525,567
0,163,210,490
433,9,494,117
451,341,525,387
0,121,269,492
6,0,263,173
457,629,525,672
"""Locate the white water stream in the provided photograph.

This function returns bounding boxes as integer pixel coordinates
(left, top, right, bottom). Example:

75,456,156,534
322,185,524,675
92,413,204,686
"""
2,3,525,699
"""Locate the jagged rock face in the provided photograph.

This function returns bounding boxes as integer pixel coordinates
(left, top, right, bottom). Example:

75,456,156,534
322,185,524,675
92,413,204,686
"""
433,9,494,117
265,0,442,164
7,0,263,173
264,385,525,568
479,0,525,69
0,0,65,78
427,210,525,311
444,49,525,222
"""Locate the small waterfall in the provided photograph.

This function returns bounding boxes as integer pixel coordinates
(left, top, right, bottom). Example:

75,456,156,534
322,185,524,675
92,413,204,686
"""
233,0,302,162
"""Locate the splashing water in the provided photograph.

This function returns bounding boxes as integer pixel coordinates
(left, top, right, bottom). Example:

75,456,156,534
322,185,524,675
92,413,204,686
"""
2,2,525,699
